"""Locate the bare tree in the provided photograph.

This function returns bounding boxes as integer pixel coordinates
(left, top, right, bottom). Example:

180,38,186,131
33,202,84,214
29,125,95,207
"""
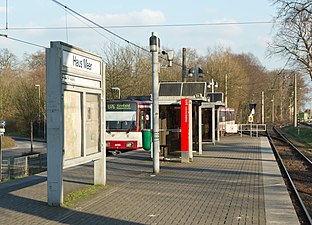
102,44,152,99
0,49,19,121
270,0,312,79
0,48,18,72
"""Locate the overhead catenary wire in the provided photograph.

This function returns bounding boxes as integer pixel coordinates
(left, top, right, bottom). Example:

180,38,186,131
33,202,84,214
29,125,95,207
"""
51,0,150,54
53,0,185,68
56,3,124,51
0,34,46,49
1,0,280,71
50,0,278,69
0,20,275,31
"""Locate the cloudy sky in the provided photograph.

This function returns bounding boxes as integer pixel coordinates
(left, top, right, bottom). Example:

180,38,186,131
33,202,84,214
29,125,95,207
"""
0,0,284,70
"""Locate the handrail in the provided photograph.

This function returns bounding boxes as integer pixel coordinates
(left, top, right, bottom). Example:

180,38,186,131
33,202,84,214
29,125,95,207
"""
237,124,266,137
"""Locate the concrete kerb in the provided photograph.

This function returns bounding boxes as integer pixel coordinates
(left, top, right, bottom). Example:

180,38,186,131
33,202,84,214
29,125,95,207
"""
260,137,300,225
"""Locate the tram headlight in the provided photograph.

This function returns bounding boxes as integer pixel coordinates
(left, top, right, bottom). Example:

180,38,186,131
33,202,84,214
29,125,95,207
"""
126,142,134,148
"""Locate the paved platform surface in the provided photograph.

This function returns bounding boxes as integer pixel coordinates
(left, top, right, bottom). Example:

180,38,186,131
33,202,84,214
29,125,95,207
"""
0,136,300,224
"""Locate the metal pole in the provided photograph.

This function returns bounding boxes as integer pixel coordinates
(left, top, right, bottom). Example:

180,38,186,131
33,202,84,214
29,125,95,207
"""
194,64,197,82
39,85,41,133
272,95,275,123
261,91,265,124
35,84,41,138
30,120,33,153
182,48,186,82
217,107,220,142
198,106,202,155
5,0,8,29
0,135,2,181
212,105,216,144
294,73,297,127
225,73,228,108
150,32,160,173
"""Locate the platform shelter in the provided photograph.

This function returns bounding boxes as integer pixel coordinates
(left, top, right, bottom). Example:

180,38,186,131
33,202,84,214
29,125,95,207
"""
158,82,224,158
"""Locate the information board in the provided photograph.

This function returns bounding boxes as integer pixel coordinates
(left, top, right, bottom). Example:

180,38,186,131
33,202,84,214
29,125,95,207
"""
46,41,105,206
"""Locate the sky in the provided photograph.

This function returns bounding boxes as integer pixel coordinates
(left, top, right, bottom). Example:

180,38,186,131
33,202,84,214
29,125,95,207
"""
0,0,286,70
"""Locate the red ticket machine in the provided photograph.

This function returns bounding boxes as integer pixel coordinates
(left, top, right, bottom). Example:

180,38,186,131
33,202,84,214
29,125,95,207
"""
181,98,189,162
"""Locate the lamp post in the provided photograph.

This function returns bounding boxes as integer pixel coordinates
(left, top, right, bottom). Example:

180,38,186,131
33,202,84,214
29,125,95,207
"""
208,79,218,93
150,32,160,174
188,65,203,82
112,87,120,99
35,84,41,138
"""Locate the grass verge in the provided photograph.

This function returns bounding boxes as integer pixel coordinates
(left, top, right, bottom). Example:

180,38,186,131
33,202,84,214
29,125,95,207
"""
282,125,312,145
1,136,16,149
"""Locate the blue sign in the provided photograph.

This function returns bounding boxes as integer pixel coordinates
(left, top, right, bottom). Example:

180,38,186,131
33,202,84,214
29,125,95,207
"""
1,121,6,127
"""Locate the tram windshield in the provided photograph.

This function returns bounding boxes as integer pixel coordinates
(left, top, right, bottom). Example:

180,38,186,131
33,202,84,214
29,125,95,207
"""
106,111,136,131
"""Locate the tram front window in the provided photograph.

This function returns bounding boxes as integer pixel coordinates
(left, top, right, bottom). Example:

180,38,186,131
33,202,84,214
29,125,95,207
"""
106,111,136,131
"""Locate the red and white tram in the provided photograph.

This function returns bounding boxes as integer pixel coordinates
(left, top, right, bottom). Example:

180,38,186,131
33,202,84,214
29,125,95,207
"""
105,99,151,151
219,107,235,134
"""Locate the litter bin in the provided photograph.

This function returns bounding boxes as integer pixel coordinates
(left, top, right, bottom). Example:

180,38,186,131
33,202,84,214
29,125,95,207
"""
142,129,152,150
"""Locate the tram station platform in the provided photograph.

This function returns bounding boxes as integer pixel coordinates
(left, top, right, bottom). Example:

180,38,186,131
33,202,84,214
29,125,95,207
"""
0,136,300,224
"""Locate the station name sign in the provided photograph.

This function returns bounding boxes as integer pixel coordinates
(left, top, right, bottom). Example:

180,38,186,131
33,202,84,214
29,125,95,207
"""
63,51,101,75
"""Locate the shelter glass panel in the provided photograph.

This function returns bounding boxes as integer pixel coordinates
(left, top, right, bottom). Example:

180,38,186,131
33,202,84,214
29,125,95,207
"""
86,93,101,155
64,91,82,160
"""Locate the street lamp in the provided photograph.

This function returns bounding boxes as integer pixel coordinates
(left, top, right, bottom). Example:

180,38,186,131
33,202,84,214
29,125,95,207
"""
208,79,218,93
161,50,174,67
111,87,120,99
188,65,203,82
35,84,41,138
150,32,160,174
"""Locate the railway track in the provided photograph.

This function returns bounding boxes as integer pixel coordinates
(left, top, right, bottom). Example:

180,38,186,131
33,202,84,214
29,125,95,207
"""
267,126,312,225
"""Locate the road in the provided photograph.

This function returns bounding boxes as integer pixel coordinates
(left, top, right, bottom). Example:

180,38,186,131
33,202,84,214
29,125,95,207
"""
1,139,47,159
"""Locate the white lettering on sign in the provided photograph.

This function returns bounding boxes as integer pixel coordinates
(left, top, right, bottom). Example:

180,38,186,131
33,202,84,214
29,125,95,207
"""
63,51,101,75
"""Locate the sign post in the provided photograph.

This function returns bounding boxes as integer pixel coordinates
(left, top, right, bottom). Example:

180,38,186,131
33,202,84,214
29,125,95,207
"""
46,42,105,206
0,127,5,182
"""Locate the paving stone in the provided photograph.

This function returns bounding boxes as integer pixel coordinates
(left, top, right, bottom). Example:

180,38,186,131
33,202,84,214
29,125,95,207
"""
0,136,300,224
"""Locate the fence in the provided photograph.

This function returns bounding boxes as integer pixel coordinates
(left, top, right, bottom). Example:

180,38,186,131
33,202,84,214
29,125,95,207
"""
237,124,267,137
1,153,47,181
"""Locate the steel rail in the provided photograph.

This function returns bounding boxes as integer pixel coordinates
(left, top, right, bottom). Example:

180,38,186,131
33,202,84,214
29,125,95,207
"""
273,126,312,166
267,130,312,225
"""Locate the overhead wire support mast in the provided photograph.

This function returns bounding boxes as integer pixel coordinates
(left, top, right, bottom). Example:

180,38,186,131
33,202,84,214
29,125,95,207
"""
5,0,8,29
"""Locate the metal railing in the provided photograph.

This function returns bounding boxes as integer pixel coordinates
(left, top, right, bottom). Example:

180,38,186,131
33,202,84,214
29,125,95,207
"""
0,153,47,181
237,124,266,137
